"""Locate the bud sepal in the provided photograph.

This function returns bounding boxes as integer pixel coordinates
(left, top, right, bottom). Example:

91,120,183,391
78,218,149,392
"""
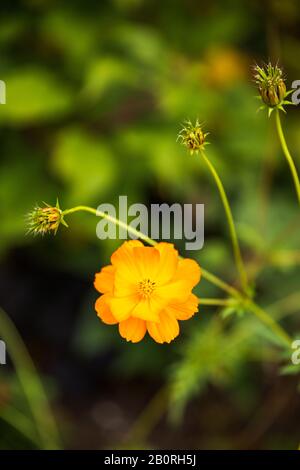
254,63,293,116
26,199,68,236
177,119,209,155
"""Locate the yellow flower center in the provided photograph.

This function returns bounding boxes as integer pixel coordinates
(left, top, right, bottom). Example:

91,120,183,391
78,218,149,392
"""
138,278,156,299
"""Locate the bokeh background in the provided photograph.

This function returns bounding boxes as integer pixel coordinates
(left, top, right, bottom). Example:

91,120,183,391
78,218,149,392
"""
0,0,300,450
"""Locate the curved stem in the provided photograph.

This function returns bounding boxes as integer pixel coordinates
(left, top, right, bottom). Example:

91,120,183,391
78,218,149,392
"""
62,205,239,298
200,267,241,299
62,205,291,347
198,298,238,307
246,300,292,347
63,205,155,246
275,109,300,205
268,290,300,321
200,151,249,292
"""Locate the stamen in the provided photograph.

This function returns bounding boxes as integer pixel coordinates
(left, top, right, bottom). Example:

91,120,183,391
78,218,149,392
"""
138,278,156,298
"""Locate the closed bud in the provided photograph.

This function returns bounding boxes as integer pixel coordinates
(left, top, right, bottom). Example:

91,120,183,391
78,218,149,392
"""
178,119,209,155
254,63,286,107
26,200,68,236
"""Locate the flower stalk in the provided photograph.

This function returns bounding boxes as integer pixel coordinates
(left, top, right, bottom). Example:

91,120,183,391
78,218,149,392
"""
178,119,249,294
61,204,290,347
62,205,241,297
198,298,239,307
245,300,291,346
275,109,300,205
253,63,300,206
200,150,249,294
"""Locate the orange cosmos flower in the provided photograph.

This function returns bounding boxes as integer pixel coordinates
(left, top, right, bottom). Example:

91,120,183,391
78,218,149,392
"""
94,241,201,344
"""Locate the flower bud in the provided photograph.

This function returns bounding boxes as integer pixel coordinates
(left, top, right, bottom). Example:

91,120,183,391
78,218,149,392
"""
26,200,67,236
178,119,209,154
254,63,286,107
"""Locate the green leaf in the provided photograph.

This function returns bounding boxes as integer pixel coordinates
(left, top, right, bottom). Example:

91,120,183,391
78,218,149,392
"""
82,57,138,101
51,127,118,205
0,68,73,125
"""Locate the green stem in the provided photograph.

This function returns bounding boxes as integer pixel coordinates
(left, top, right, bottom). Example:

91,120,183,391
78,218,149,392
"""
200,151,249,293
246,300,292,347
62,205,238,297
63,205,155,246
267,291,300,321
275,109,300,205
200,267,241,299
0,307,61,449
198,298,238,307
62,205,291,347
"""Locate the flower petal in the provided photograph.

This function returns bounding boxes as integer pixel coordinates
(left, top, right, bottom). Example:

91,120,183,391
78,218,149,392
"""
147,311,179,344
119,317,146,343
95,294,117,324
166,293,199,320
93,241,201,344
156,279,192,304
174,258,201,287
111,241,144,283
132,246,160,279
94,265,115,294
114,271,137,297
131,298,160,322
155,243,179,285
108,294,139,322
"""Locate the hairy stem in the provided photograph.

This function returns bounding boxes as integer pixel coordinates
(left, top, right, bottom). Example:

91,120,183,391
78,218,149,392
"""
275,109,300,205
